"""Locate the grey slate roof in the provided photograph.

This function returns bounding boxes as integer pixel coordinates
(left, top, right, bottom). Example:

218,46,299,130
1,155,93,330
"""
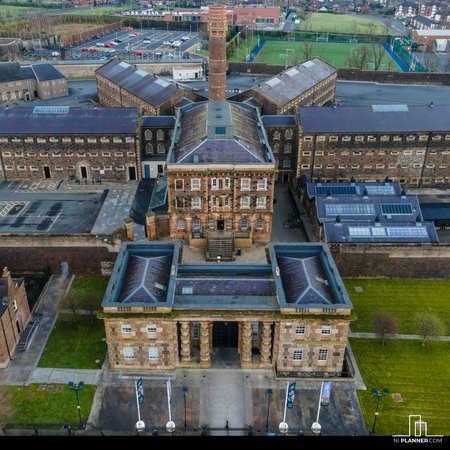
261,115,296,127
142,116,176,128
96,59,181,107
253,58,336,108
323,221,439,243
170,100,274,165
0,62,34,83
31,63,66,82
299,105,450,133
0,107,139,135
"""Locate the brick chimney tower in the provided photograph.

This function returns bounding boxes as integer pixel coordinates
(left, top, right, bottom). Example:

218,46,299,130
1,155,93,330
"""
208,4,228,101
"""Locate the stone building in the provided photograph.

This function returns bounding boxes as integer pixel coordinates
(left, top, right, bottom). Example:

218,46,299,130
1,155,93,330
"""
0,62,68,103
0,267,31,368
230,58,337,115
165,100,276,247
101,242,353,377
0,106,140,182
95,59,202,116
297,104,450,187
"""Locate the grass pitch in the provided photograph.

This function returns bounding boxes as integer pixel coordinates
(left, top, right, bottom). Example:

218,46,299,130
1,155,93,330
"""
253,40,401,71
301,12,390,35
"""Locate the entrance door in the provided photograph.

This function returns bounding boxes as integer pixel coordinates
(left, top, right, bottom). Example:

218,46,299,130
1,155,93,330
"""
80,166,87,178
144,165,151,179
213,322,238,348
283,173,289,182
157,164,164,175
217,219,224,231
15,319,21,334
128,166,136,181
43,166,51,179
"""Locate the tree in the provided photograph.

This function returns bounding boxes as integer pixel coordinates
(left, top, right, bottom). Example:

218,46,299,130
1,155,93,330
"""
80,291,101,324
58,291,79,315
415,313,444,346
371,42,385,70
372,312,399,346
347,45,372,70
301,40,313,62
422,52,438,72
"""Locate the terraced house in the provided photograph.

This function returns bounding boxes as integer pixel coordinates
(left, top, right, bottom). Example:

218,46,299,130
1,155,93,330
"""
101,242,353,377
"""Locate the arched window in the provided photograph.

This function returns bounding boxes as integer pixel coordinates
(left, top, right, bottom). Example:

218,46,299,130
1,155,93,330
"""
285,129,293,140
285,143,292,154
177,219,185,230
272,143,279,153
157,144,165,154
144,129,152,140
145,143,153,155
157,130,164,141
273,131,280,140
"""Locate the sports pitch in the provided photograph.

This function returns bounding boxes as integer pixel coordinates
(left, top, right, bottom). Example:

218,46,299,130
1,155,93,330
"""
253,40,402,71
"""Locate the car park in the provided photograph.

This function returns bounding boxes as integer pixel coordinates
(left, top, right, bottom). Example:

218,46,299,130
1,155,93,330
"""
89,48,97,52
109,42,118,46
163,41,172,45
82,47,88,52
115,39,123,43
143,39,152,44
135,51,143,56
96,43,105,47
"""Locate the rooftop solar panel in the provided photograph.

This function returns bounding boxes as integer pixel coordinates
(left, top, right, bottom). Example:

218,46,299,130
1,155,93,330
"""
325,203,375,215
302,60,314,68
372,104,409,112
365,185,396,195
381,204,413,215
316,186,358,196
348,226,428,237
33,106,69,114
266,78,282,87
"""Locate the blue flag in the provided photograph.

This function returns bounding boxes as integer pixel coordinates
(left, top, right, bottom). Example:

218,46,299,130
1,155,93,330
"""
136,377,144,404
287,382,296,409
320,381,332,407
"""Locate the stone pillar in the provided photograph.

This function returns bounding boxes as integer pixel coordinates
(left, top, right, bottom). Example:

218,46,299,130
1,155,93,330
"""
260,322,272,367
180,321,191,364
199,322,211,368
146,211,156,241
124,217,134,241
240,322,252,368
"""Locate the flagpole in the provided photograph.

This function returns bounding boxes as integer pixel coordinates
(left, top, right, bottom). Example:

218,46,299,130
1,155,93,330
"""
167,379,172,423
135,380,141,422
283,381,289,423
316,381,324,423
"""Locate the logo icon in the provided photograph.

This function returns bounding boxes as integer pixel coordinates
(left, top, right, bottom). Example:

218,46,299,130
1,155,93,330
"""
393,415,443,438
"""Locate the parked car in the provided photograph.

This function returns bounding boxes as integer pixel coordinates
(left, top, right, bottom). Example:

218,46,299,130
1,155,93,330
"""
143,39,152,44
163,41,171,45
81,47,88,52
96,43,105,47
135,51,143,56
115,39,123,43
89,48,97,52
109,42,118,46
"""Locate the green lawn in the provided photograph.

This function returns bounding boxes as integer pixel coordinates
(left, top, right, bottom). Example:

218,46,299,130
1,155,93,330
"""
70,275,109,306
345,279,450,335
38,314,107,369
0,5,49,18
68,6,131,16
0,384,95,427
301,12,389,35
351,339,450,436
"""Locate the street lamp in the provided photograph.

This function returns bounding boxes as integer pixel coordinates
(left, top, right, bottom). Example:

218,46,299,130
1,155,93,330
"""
68,381,85,429
182,386,188,429
266,388,273,431
371,387,389,434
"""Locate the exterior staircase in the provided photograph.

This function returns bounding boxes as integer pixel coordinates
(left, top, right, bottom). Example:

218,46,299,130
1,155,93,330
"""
16,315,43,352
206,231,234,261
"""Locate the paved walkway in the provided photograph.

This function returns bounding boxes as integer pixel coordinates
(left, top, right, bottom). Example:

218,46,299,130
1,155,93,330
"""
29,368,101,385
350,331,450,341
0,274,72,385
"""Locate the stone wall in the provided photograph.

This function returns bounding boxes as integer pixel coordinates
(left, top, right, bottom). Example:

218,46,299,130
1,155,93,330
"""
330,243,450,278
0,235,121,276
336,69,450,85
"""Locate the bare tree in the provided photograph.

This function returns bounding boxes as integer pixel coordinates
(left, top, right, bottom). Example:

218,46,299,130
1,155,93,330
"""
301,40,313,62
415,313,444,346
347,45,372,70
371,43,385,70
372,312,399,346
422,52,439,72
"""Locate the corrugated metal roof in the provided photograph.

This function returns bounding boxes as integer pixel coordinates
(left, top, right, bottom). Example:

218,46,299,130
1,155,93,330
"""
299,105,450,133
31,63,65,82
96,59,182,107
253,58,336,107
0,107,139,135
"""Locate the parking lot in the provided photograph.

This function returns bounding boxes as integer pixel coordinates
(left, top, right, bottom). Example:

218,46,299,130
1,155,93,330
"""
24,28,203,62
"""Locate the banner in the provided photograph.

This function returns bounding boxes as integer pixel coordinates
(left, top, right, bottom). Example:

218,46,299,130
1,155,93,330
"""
136,377,144,404
320,381,332,407
167,377,172,403
287,382,296,409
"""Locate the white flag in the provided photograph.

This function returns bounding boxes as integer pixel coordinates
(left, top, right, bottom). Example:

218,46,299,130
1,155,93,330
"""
167,377,172,403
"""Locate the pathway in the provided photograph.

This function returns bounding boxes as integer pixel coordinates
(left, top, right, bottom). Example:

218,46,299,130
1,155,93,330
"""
350,331,450,341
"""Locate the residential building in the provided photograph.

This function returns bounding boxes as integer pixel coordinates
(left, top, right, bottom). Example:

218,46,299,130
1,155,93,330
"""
101,242,353,377
0,267,31,368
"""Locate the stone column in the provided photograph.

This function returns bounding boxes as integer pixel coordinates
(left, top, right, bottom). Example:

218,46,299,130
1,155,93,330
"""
146,211,156,241
180,321,191,364
260,322,273,367
199,321,211,368
124,217,134,241
240,322,252,368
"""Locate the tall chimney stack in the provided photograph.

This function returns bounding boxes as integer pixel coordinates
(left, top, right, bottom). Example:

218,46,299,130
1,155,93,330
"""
208,4,228,101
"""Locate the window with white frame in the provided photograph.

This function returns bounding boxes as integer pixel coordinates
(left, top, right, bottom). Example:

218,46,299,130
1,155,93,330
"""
226,219,233,230
192,197,201,209
208,219,215,230
240,196,250,209
256,197,266,209
257,178,267,190
284,143,292,154
240,218,248,230
211,196,217,207
145,143,153,155
175,179,183,190
293,349,303,361
285,129,293,140
193,219,201,231
121,324,132,334
177,219,186,230
318,349,328,361
191,179,200,190
147,324,157,335
256,219,264,230
321,325,332,335
149,347,159,360
272,143,279,153
224,178,230,189
157,144,165,154
211,178,218,190
241,178,251,191
296,325,305,335
123,347,134,360
273,131,280,140
157,130,164,141
145,129,152,140
283,158,291,168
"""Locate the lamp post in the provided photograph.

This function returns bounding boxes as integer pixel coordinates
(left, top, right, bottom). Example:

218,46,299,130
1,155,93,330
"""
266,388,273,431
182,386,188,429
371,388,389,434
68,381,84,429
